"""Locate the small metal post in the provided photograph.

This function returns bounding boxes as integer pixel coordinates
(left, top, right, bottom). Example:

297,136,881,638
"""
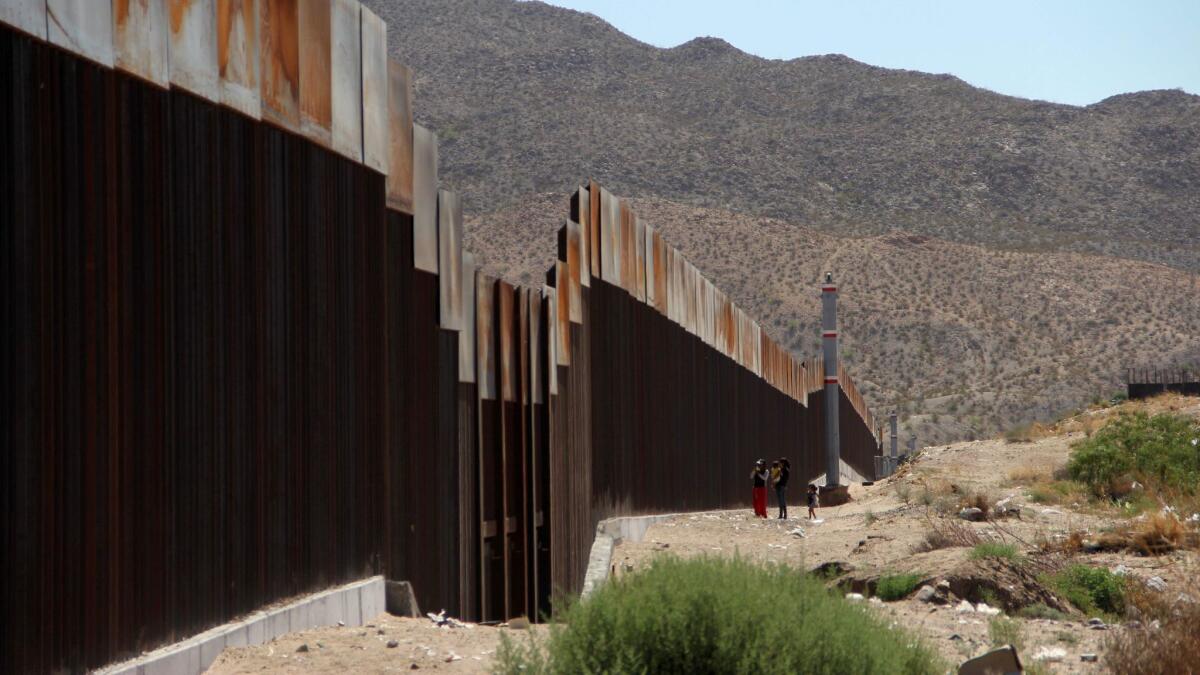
821,272,840,487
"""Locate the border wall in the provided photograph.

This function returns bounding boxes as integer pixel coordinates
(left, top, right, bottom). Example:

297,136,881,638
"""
0,4,877,671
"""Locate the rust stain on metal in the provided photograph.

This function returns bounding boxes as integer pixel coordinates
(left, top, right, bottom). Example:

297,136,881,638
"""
566,220,582,323
499,281,517,403
438,190,463,331
619,200,636,295
330,0,361,160
115,0,170,88
386,60,414,213
530,289,543,404
545,285,559,395
260,0,299,128
555,261,571,366
298,0,332,145
218,0,261,118
633,216,646,302
360,5,389,174
477,274,497,399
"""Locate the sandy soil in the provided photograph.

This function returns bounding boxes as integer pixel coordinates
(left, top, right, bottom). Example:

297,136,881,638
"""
207,615,542,674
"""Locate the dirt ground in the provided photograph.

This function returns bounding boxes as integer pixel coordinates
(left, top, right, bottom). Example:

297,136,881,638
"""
207,615,542,674
611,394,1200,672
208,395,1199,673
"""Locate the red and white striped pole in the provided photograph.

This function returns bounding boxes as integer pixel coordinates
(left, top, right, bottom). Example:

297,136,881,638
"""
821,272,840,487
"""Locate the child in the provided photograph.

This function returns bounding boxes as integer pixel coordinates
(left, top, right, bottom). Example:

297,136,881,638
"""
750,460,769,518
807,484,819,520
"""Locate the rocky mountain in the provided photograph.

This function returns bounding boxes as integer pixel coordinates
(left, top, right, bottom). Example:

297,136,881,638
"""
364,0,1200,442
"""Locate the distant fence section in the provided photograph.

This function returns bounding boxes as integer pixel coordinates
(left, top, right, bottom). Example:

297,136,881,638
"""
0,5,878,672
1127,368,1200,399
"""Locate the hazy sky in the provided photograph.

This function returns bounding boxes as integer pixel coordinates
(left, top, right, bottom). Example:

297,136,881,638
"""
541,0,1200,106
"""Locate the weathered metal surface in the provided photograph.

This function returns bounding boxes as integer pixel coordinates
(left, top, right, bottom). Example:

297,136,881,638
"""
499,281,517,403
298,0,331,145
217,0,261,118
574,186,591,287
412,124,439,272
329,0,360,160
601,189,620,284
167,0,218,99
633,215,646,302
644,223,657,309
360,4,388,174
47,0,113,66
0,0,45,39
545,285,558,395
459,252,478,383
260,0,298,128
619,199,636,295
555,261,571,366
385,60,414,213
529,289,543,404
588,180,602,280
114,0,170,88
566,220,583,323
438,189,463,330
476,274,497,399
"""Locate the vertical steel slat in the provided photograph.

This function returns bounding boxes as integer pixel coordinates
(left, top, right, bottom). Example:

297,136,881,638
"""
385,59,414,213
217,0,262,119
437,189,463,330
259,0,298,128
411,124,438,272
297,0,331,146
47,0,114,66
114,0,169,88
359,4,387,174
329,0,360,160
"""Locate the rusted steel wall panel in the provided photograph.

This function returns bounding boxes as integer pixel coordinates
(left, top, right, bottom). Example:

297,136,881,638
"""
47,0,113,66
555,261,571,366
259,0,298,128
167,0,218,99
545,285,558,396
1,0,45,39
530,289,543,404
297,0,331,145
499,281,517,403
565,220,583,323
574,187,591,287
459,252,477,383
217,0,261,118
438,189,463,330
633,215,646,302
644,223,657,309
600,189,619,283
587,181,602,280
329,0,360,160
359,4,387,174
618,200,635,294
476,274,496,399
412,124,439,272
114,0,169,88
385,60,414,213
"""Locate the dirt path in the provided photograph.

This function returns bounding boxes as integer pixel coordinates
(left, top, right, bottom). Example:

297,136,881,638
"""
206,615,541,674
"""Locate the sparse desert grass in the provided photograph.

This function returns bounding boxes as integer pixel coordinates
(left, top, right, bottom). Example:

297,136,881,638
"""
988,616,1023,650
1017,603,1071,621
1105,567,1200,675
876,572,925,601
1004,465,1052,485
895,482,912,503
969,542,1021,561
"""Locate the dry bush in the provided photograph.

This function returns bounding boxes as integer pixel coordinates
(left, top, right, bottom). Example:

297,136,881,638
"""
1005,465,1051,485
1106,575,1200,675
911,514,988,553
1128,513,1199,555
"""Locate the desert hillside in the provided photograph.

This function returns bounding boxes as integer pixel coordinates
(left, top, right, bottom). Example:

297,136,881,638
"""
364,0,1200,442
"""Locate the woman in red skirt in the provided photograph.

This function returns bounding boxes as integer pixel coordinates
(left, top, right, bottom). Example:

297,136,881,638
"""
751,459,769,518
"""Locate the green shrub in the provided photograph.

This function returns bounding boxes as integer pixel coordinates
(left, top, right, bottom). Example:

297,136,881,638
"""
968,542,1021,561
495,556,944,674
988,616,1023,649
1067,412,1200,495
1017,603,1071,621
1044,565,1126,617
876,572,924,601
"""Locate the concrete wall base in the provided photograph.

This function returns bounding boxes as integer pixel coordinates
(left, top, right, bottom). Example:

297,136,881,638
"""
581,513,681,598
96,576,386,675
